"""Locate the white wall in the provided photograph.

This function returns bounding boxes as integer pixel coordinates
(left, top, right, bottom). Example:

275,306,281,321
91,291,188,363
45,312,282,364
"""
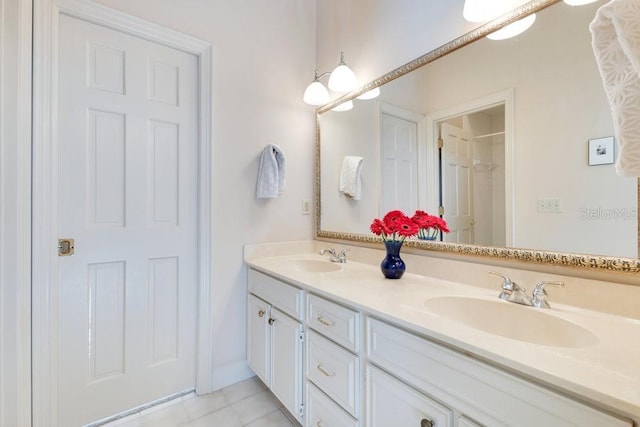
89,0,318,388
316,0,471,99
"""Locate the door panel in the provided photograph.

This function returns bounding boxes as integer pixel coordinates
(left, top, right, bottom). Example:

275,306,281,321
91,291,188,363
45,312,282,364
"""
57,14,198,426
380,112,418,214
440,122,474,244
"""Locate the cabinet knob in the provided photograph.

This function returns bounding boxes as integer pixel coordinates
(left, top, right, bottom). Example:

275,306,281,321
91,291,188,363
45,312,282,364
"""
268,317,275,325
258,309,265,318
421,418,434,427
316,421,324,427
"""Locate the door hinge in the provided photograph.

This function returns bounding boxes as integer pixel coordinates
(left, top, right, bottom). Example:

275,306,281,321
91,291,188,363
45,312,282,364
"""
299,332,304,343
438,206,445,216
299,403,304,418
58,238,75,256
437,137,444,149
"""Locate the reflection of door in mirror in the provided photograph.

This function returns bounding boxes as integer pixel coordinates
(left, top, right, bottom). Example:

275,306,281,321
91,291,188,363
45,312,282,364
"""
437,103,507,247
380,104,421,215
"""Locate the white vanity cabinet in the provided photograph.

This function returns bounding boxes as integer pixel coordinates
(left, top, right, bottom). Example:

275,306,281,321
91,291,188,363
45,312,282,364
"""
247,270,304,421
366,317,631,427
305,293,361,427
245,261,633,427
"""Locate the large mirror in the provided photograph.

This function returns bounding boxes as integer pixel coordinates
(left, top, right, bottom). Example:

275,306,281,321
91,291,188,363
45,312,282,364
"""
316,0,640,271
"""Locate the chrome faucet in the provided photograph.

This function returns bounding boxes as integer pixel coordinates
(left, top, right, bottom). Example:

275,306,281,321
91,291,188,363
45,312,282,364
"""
319,248,349,263
531,280,564,309
489,272,533,306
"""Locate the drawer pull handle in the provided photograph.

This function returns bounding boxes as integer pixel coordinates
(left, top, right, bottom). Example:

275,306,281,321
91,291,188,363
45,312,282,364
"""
421,418,434,427
268,317,275,325
317,316,335,327
316,364,336,378
258,309,265,318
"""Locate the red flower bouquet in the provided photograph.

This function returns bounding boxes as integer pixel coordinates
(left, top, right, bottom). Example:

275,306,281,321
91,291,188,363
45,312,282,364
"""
369,210,419,242
411,210,450,240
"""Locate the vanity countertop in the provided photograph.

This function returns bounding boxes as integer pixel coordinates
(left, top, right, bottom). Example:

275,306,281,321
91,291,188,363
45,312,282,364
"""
245,249,640,423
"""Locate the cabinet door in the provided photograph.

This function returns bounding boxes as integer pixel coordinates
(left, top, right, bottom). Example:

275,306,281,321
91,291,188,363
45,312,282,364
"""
366,365,453,427
271,307,303,421
247,294,271,386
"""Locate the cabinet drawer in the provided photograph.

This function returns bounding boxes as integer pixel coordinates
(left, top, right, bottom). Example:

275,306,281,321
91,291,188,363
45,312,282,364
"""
248,269,303,320
367,364,453,427
307,330,359,418
367,317,631,427
307,293,360,352
307,382,359,427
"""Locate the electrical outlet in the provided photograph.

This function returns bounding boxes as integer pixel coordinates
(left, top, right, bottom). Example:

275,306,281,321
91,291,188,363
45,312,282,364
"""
537,198,562,213
301,199,311,215
548,198,563,213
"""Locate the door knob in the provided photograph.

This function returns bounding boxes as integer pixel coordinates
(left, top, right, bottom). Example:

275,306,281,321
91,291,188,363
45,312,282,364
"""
421,418,434,427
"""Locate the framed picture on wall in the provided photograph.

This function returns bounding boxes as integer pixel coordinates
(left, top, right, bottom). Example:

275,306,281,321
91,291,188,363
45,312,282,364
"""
588,136,615,166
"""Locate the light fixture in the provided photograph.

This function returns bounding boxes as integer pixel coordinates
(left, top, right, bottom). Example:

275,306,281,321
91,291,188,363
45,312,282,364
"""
302,71,330,106
327,52,358,92
563,0,598,5
486,13,536,40
332,101,354,112
303,52,365,106
356,87,381,100
462,0,536,40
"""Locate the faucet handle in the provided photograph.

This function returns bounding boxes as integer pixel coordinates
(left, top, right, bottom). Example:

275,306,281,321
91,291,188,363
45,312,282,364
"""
489,271,515,297
532,280,564,309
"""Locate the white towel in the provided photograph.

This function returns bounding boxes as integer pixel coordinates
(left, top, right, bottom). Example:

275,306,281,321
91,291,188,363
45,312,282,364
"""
339,156,364,200
590,0,640,176
256,144,286,198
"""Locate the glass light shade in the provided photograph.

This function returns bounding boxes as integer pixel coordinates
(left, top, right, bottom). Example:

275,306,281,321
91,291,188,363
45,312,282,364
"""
356,87,381,100
563,0,598,5
487,14,536,40
328,64,358,93
303,81,330,106
332,101,353,112
463,0,506,22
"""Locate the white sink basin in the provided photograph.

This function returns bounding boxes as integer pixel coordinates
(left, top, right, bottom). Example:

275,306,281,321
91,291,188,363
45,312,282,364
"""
425,296,598,348
284,259,342,273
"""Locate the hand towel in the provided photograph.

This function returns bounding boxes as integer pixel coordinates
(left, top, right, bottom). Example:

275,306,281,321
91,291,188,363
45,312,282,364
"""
256,144,286,198
339,156,364,200
590,0,640,176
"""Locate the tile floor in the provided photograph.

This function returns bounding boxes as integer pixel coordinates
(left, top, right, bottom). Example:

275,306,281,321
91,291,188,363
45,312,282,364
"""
104,377,300,427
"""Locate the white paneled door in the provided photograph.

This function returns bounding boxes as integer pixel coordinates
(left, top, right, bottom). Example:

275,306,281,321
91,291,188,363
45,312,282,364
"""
57,14,198,426
440,122,474,244
380,112,418,214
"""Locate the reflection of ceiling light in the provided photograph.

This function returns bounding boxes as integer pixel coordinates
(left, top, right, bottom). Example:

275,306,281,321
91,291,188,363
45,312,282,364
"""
563,0,598,5
332,101,353,112
463,0,509,22
303,52,359,106
463,0,536,40
356,87,380,100
487,14,536,40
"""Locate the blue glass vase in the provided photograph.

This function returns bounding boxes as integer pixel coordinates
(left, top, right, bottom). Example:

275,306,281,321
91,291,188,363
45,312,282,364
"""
380,240,406,279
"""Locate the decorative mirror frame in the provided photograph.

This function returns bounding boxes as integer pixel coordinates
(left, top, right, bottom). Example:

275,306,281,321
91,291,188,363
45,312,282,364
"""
314,0,640,274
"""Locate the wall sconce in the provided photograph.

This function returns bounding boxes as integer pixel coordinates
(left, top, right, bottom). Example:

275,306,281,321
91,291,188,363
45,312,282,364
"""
303,52,361,106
